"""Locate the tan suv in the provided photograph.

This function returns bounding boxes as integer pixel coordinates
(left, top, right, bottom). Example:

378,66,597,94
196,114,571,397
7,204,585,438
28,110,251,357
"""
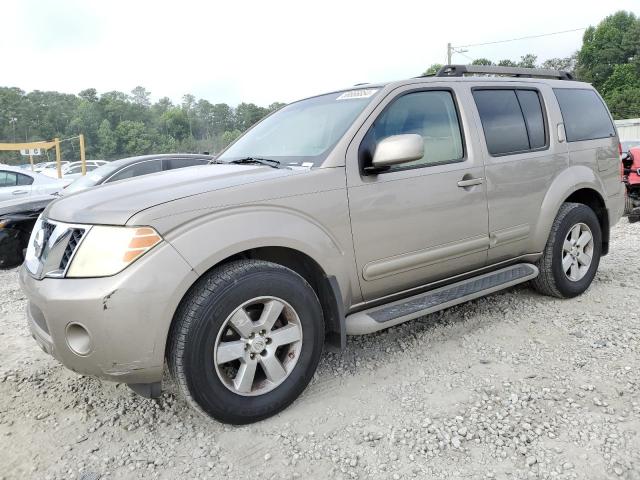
20,65,625,424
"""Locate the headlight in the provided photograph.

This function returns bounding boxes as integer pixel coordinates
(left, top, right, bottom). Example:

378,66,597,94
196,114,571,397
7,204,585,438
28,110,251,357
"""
67,226,162,278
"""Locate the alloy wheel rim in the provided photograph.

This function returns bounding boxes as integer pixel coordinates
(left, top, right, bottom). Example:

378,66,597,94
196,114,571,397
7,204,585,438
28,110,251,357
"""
562,222,594,282
214,296,303,396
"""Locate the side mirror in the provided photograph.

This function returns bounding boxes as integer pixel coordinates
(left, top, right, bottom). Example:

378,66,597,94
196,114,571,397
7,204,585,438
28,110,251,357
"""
368,134,424,173
622,152,634,171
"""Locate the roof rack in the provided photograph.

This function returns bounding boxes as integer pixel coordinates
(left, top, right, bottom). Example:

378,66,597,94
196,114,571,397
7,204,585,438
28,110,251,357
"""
434,64,574,80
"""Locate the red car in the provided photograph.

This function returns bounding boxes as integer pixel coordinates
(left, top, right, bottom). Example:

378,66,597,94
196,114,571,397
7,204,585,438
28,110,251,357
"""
623,145,640,222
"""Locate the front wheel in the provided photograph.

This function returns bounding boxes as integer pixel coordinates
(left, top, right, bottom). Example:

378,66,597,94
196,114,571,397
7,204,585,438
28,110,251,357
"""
168,259,324,424
532,202,602,298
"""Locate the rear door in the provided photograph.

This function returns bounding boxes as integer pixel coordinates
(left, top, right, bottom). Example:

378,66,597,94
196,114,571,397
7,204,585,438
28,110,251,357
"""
469,83,568,263
346,83,489,301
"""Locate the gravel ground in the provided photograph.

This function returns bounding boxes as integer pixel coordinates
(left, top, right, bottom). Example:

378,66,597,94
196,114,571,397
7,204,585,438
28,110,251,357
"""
1,219,639,480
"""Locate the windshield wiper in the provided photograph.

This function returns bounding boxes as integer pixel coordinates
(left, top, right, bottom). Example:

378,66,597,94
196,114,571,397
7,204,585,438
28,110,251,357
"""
227,157,284,169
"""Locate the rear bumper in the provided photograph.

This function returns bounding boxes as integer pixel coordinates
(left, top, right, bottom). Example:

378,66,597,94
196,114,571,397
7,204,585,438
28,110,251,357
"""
19,241,199,384
608,184,626,227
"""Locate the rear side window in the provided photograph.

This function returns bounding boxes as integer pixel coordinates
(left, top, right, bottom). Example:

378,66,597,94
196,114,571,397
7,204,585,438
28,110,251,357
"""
516,90,546,149
17,173,34,186
163,158,209,170
473,89,547,156
107,160,163,183
553,88,615,142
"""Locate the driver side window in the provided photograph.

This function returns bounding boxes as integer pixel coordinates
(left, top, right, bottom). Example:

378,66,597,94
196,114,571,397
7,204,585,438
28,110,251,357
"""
360,90,464,171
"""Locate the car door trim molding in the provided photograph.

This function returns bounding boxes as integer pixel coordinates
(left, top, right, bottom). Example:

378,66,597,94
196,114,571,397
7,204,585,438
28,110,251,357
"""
362,234,489,281
489,224,531,248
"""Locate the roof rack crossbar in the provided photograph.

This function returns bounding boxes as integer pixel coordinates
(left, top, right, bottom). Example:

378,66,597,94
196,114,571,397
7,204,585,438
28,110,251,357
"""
433,64,573,80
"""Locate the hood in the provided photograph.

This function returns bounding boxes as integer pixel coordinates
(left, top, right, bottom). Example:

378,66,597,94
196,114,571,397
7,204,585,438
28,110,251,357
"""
45,164,302,225
0,194,56,217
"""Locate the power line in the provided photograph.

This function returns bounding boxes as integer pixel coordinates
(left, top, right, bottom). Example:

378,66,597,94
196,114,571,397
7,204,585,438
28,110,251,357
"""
453,27,586,49
453,49,475,62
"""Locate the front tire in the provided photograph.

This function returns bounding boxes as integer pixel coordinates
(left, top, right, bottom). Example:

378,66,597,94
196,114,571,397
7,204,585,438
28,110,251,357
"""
168,259,324,424
532,202,602,298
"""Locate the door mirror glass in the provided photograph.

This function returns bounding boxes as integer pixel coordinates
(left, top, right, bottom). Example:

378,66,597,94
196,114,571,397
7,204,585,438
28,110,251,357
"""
372,134,424,169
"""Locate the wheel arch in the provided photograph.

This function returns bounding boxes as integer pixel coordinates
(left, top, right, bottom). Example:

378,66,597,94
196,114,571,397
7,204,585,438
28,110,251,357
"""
563,188,609,255
532,167,610,255
165,245,348,363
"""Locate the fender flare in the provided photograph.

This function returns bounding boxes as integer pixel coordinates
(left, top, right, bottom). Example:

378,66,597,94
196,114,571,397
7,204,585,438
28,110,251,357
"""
531,166,607,251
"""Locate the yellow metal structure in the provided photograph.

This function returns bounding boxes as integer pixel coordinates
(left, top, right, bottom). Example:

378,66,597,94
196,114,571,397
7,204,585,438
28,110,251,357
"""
0,136,86,179
79,134,86,176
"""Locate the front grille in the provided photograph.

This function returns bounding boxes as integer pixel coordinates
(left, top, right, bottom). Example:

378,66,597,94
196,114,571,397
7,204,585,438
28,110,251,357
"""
42,221,56,244
59,229,85,271
26,219,89,278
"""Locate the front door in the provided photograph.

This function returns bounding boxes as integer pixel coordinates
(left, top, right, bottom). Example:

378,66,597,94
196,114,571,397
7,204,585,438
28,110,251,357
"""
0,170,32,202
346,85,489,301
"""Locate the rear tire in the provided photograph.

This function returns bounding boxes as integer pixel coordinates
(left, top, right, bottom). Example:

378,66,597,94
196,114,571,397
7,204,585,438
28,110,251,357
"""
624,194,633,216
532,203,602,299
168,259,324,424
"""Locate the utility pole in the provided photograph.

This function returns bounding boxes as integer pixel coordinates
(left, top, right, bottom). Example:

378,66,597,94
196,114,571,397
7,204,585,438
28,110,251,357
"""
447,43,452,65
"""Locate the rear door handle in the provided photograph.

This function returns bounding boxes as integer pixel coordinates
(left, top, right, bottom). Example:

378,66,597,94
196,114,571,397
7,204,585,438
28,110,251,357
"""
12,190,28,195
457,177,484,187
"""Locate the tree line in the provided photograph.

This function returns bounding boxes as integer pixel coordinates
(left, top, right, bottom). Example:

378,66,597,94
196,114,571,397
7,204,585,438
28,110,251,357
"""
0,85,285,164
1,10,638,165
423,11,640,121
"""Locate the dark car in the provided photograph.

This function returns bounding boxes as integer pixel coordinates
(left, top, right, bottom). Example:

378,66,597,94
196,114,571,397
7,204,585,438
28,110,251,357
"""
0,195,52,268
0,153,212,268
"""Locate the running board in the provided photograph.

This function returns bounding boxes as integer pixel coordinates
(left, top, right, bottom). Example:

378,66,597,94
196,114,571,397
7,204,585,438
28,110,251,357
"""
346,263,538,335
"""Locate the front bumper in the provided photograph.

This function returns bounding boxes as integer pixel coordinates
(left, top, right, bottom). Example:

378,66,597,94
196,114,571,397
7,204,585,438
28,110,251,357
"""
19,241,198,384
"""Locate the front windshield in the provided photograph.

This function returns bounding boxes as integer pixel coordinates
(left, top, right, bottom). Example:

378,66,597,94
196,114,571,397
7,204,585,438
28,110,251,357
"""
63,162,119,194
218,89,379,167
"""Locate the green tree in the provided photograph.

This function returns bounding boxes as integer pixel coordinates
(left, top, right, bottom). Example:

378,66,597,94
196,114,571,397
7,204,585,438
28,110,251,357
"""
268,102,286,112
79,88,98,103
601,61,640,118
497,59,517,67
97,119,117,158
221,129,242,148
472,58,493,66
161,108,190,141
518,54,538,68
131,86,151,107
115,120,152,156
576,11,640,90
422,64,443,76
235,103,268,131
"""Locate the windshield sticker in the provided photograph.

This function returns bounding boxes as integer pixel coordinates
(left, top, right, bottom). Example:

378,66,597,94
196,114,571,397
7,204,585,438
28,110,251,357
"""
336,89,378,100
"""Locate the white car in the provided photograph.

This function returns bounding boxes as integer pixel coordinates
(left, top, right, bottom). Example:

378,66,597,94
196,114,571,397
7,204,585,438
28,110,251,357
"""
0,165,70,204
60,160,109,179
35,161,70,176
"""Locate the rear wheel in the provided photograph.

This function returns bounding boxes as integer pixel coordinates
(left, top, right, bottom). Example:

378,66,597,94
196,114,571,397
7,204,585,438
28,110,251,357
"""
624,194,634,216
168,259,324,424
532,203,602,298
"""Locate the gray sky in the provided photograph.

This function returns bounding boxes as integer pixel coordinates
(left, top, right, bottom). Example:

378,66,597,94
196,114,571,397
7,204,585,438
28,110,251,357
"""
2,0,638,106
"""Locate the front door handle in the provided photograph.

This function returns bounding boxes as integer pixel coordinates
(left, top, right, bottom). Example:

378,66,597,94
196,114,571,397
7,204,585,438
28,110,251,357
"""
12,190,28,195
457,177,484,188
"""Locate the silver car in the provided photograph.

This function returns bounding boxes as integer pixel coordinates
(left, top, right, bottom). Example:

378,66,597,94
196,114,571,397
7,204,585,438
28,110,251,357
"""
20,65,625,424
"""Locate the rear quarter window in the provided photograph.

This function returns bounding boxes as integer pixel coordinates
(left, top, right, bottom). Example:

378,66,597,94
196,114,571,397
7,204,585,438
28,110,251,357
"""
164,158,209,170
553,88,615,142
